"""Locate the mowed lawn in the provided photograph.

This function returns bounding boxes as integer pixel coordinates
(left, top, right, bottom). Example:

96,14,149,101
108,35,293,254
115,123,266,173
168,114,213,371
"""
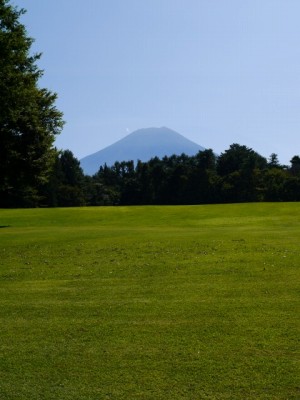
0,203,299,399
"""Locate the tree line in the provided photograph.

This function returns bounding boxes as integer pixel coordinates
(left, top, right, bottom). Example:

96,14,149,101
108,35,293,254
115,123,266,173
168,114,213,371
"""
40,146,300,207
1,1,300,208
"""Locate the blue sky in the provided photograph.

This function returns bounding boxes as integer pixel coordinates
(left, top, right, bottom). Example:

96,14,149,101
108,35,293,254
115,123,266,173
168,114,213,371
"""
16,0,300,165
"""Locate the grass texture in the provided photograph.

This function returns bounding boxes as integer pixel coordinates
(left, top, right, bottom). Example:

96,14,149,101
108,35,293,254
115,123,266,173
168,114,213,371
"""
0,203,299,399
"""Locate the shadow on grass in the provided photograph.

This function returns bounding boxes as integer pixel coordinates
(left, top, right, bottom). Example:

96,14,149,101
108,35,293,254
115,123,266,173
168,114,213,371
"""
0,225,10,228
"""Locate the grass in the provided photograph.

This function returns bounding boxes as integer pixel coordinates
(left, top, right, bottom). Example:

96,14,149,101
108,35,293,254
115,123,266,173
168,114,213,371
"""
0,203,299,399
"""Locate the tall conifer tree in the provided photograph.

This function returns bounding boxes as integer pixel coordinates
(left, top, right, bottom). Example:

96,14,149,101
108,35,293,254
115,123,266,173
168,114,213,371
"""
0,0,64,206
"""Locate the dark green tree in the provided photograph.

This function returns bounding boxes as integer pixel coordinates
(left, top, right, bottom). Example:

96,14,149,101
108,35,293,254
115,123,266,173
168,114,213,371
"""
282,176,300,201
45,150,85,206
263,168,287,201
217,144,267,202
92,164,121,205
0,0,64,207
268,153,281,169
290,156,300,176
192,149,218,203
135,160,152,204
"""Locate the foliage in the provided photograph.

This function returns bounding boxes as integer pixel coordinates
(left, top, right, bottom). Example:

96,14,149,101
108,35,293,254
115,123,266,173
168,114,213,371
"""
44,150,85,206
0,203,299,399
77,147,299,207
0,0,64,207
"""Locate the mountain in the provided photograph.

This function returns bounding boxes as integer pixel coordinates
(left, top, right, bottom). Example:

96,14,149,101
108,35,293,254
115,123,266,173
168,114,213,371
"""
80,127,205,175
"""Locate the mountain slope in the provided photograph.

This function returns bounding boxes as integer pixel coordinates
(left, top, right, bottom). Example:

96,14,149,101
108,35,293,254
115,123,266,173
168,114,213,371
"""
80,127,205,175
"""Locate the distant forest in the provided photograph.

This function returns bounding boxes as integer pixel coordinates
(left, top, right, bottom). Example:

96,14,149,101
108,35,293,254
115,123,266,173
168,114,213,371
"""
39,144,300,208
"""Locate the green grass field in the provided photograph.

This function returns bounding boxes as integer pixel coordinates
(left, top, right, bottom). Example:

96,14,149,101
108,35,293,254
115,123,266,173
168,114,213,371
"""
0,203,299,399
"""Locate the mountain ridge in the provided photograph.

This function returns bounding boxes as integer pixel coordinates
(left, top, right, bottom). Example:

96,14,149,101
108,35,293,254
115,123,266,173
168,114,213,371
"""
80,127,205,175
